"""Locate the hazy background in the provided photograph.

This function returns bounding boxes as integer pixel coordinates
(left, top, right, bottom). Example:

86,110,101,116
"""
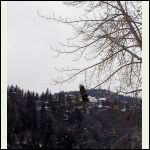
8,1,93,94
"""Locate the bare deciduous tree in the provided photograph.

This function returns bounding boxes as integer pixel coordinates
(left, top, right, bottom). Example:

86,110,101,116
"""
38,1,142,97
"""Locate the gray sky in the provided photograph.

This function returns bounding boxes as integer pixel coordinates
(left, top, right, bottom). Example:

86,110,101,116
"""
8,1,90,94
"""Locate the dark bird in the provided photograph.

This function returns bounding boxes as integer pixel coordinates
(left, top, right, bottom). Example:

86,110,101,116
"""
79,84,89,102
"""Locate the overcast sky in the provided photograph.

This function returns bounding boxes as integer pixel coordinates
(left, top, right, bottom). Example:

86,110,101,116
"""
8,1,92,94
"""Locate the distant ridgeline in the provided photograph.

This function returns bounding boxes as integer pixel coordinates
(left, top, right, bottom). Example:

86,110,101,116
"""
7,85,142,149
54,88,142,108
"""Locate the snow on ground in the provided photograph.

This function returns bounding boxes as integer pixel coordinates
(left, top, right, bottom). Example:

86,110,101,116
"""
98,104,102,108
88,96,107,103
88,96,97,103
98,98,107,101
103,106,111,108
120,107,126,112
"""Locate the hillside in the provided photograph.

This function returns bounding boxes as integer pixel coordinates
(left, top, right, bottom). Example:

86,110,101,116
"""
7,85,142,149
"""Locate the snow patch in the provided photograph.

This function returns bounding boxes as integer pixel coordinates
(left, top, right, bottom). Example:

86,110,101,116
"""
88,96,97,103
98,104,102,108
98,98,107,101
103,106,110,108
89,96,107,103
120,107,126,112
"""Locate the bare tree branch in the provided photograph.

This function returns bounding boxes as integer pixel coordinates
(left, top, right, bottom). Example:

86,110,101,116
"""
39,1,142,96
